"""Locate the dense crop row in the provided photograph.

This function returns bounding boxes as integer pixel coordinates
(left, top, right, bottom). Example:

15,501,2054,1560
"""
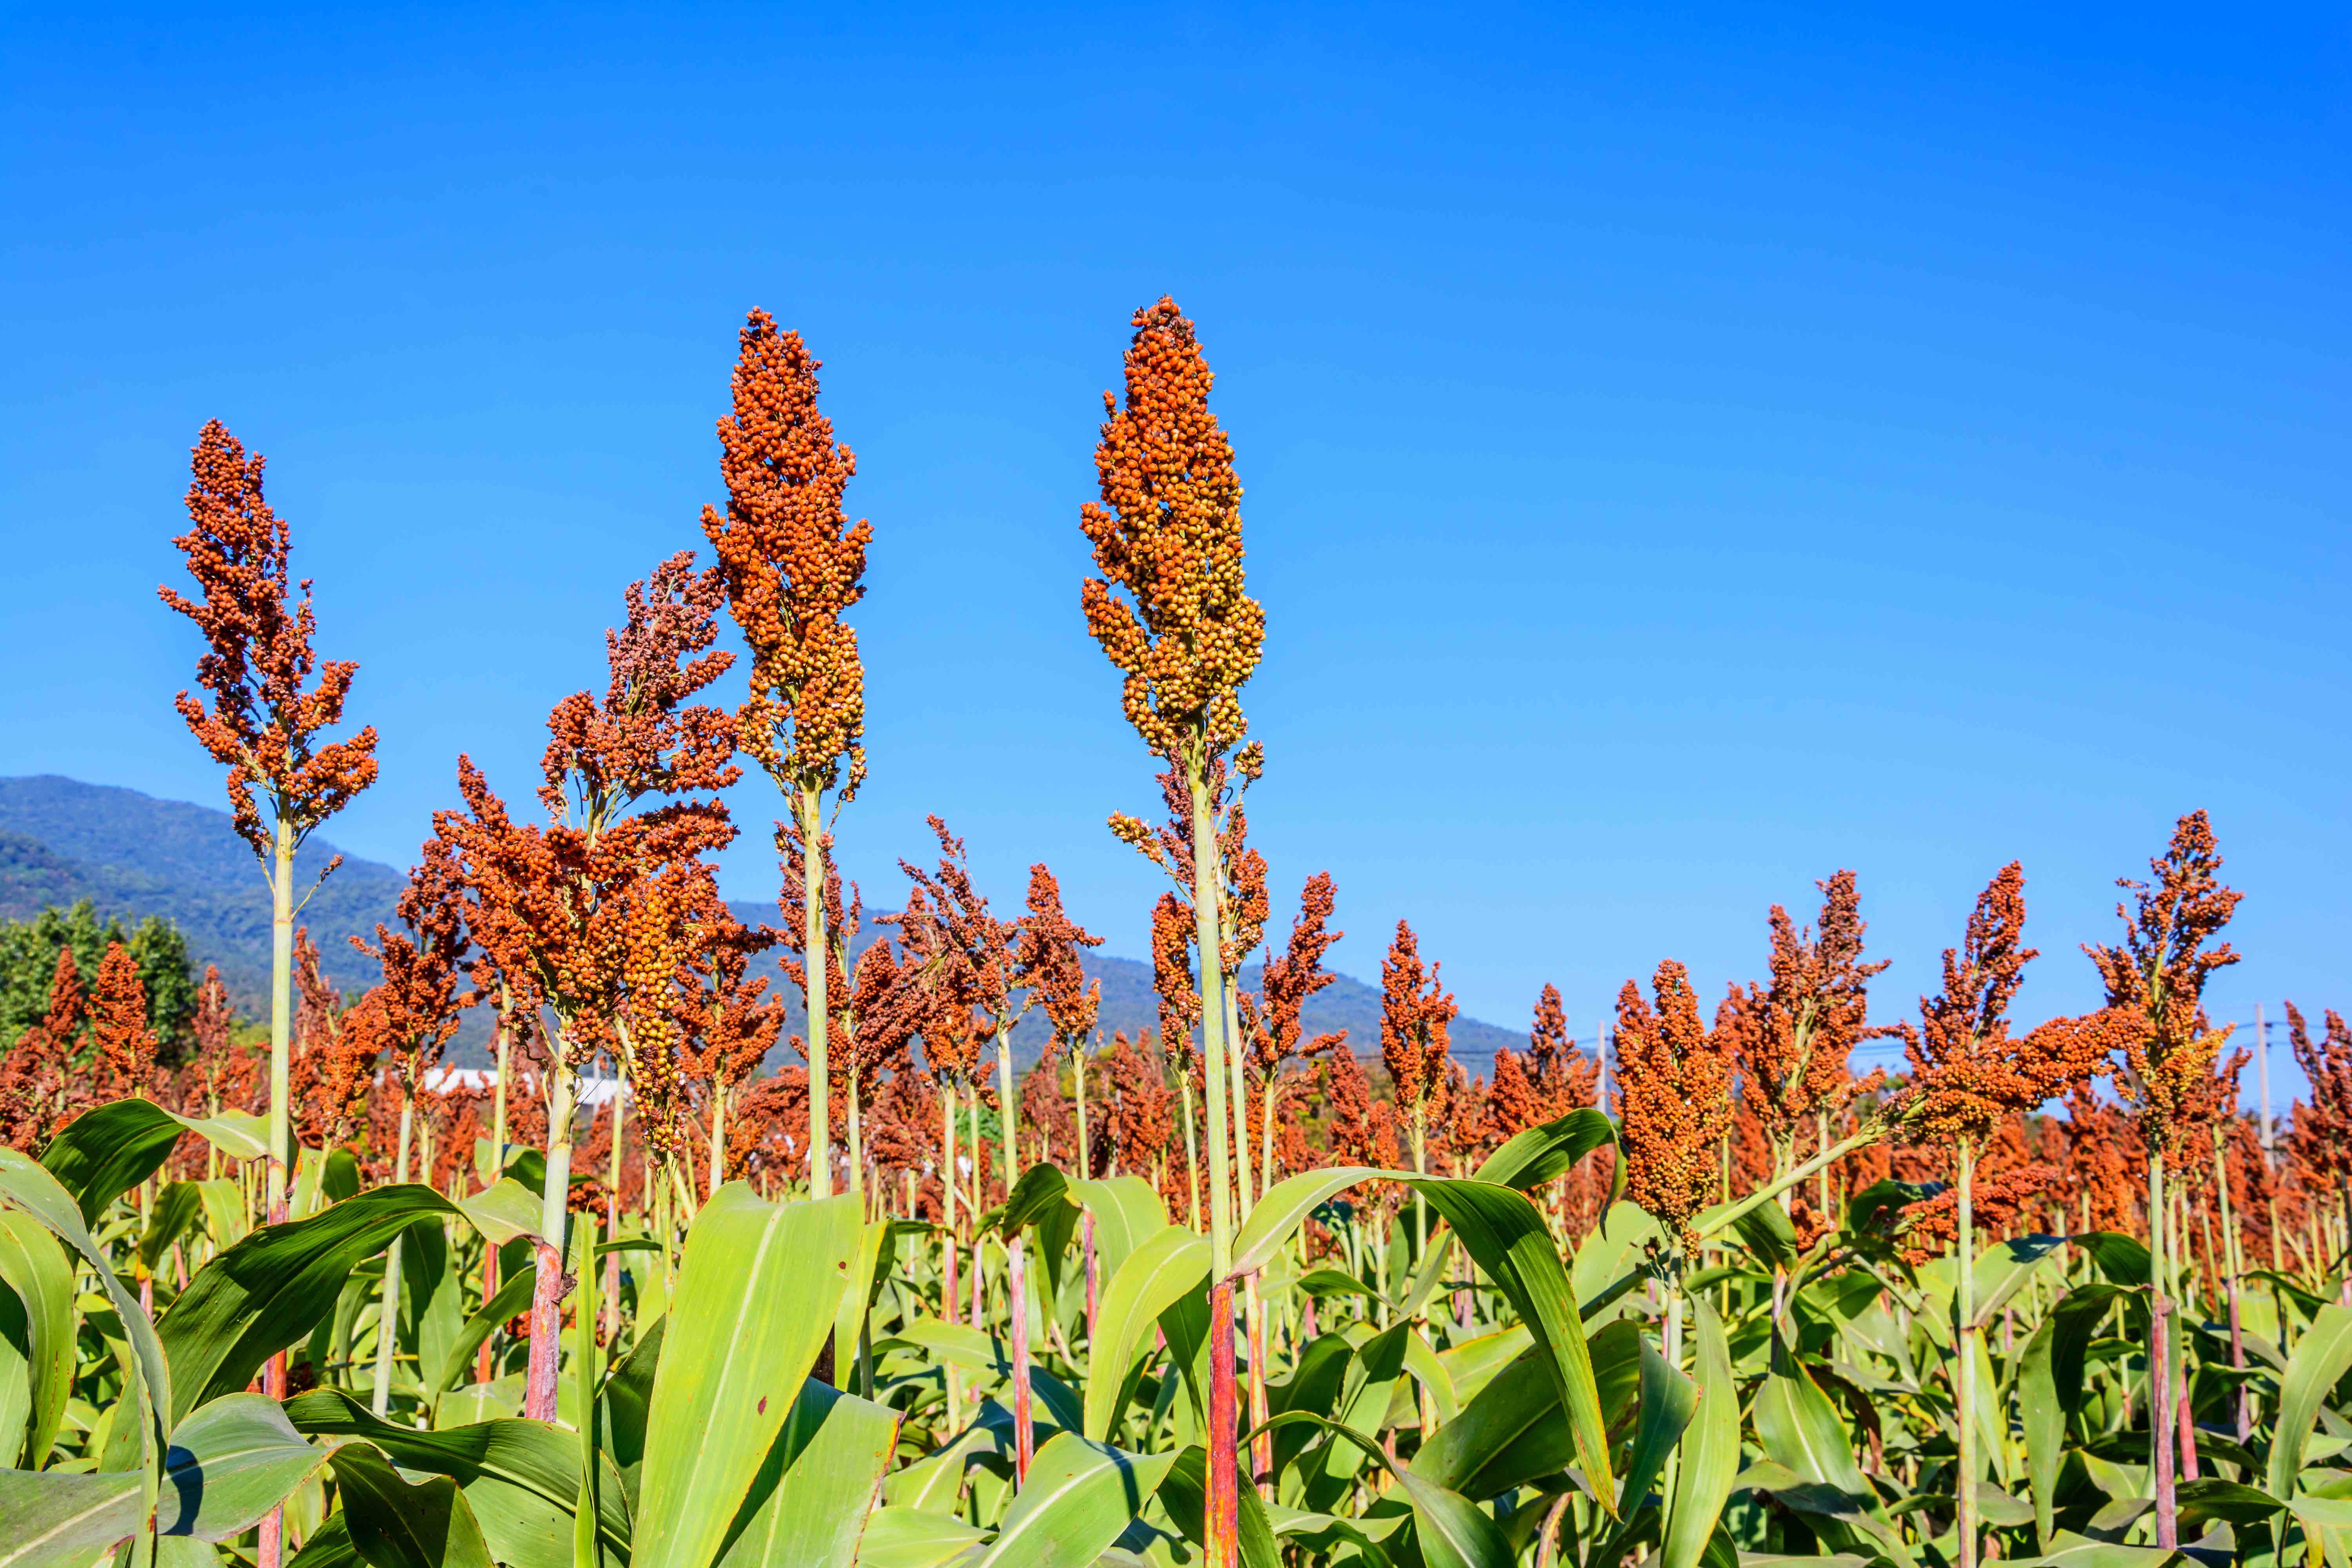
2,299,2349,1568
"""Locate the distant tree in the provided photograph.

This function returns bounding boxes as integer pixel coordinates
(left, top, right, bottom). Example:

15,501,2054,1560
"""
0,901,198,1059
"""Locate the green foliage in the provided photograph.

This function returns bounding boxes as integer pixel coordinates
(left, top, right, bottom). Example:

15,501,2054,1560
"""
0,900,200,1057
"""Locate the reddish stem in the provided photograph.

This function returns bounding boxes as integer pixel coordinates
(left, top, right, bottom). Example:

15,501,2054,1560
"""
2150,1291,2176,1548
1010,1237,1033,1486
524,1238,565,1422
1207,1279,1238,1568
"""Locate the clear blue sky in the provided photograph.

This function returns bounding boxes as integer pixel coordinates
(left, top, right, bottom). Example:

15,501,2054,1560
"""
3,5,2343,1099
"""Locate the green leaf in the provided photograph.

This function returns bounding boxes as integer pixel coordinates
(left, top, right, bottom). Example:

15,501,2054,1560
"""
1661,1296,1738,1568
1253,1411,1511,1568
138,1184,207,1276
0,1145,170,1482
2005,1530,2181,1565
159,1184,474,1420
1154,1443,1282,1568
1968,1234,2068,1328
0,1467,144,1568
2272,1305,2352,1500
1471,1109,1616,1192
1753,1347,1872,1503
1619,1330,1698,1517
1230,1167,1390,1279
157,1393,329,1540
285,1516,361,1568
432,1263,538,1406
1066,1178,1167,1286
0,1209,74,1468
2071,1232,2152,1289
1410,1177,1620,1518
632,1186,862,1568
1269,1332,1355,1484
2176,1477,2286,1535
332,1442,496,1568
714,1380,901,1568
1412,1352,1557,1493
399,1223,465,1412
1570,1203,1658,1321
2019,1283,2124,1550
1082,1224,1208,1441
970,1430,1177,1568
38,1101,265,1225
983,1162,1073,1239
283,1389,629,1568
192,1181,247,1254
856,1507,988,1568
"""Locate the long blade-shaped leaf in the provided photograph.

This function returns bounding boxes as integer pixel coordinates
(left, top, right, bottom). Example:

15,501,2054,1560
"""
158,1393,331,1541
1083,1225,1209,1440
1472,1109,1616,1192
38,1101,264,1224
714,1379,900,1568
2018,1283,2123,1550
632,1185,861,1568
0,1145,169,1484
160,1184,468,1420
1253,1411,1510,1568
433,1265,539,1405
1067,1177,1168,1285
2270,1303,2352,1499
971,1430,1178,1568
0,1467,144,1568
0,1209,73,1469
1410,1177,1620,1517
331,1443,495,1568
1618,1330,1697,1518
1661,1296,1738,1568
283,1388,629,1568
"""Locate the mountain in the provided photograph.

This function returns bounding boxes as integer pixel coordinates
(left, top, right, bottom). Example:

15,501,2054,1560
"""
0,775,1524,1072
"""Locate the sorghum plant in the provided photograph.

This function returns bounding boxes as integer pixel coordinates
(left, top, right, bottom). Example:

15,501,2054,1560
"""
700,310,871,1199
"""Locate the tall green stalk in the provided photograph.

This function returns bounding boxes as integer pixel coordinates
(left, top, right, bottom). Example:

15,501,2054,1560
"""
799,784,831,1200
1956,1135,1978,1568
370,1091,414,1416
2149,1149,2176,1549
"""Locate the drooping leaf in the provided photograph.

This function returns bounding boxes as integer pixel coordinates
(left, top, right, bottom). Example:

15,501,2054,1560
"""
156,1393,330,1540
631,1186,862,1568
2071,1232,2152,1289
160,1184,477,1419
331,1442,495,1568
969,1430,1177,1568
1254,1411,1511,1568
0,1145,169,1481
38,1100,265,1224
1409,1177,1620,1517
0,1209,74,1469
1471,1109,1617,1192
283,1389,629,1568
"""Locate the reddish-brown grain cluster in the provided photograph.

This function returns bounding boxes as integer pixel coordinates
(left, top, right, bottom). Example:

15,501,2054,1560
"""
1904,863,2118,1145
1079,298,1265,766
159,421,378,857
699,311,871,800
2086,811,2243,1160
1379,920,1457,1127
1612,960,1732,1249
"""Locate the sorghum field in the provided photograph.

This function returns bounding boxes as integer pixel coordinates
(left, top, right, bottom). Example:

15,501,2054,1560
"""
2,299,2348,1568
